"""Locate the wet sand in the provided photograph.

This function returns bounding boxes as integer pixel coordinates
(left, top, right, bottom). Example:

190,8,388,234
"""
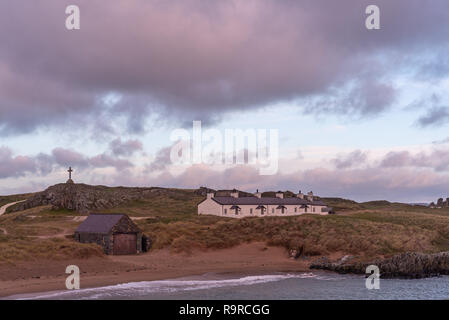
0,242,334,298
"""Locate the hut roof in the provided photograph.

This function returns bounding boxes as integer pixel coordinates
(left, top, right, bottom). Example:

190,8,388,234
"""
75,213,128,234
211,196,325,206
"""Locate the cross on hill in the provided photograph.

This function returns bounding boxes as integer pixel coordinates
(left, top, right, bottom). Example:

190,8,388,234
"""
66,166,74,184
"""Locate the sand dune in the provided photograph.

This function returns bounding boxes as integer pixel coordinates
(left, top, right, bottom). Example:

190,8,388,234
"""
0,242,331,298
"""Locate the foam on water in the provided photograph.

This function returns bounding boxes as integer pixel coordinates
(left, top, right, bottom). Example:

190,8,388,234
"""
18,272,449,300
20,272,321,300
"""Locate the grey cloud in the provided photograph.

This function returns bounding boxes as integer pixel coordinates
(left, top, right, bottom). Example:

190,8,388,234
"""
305,79,397,118
146,146,173,172
0,147,36,178
52,148,89,168
0,146,135,179
332,150,368,169
380,149,449,172
106,164,448,202
89,154,133,170
416,106,449,127
432,137,449,145
52,148,134,171
408,94,449,128
109,138,143,157
380,151,411,167
0,0,448,134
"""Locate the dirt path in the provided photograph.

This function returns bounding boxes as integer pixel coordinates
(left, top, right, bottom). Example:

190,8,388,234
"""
0,200,25,216
28,228,71,239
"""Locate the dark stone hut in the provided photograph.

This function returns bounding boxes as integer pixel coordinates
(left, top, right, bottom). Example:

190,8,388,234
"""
74,213,148,255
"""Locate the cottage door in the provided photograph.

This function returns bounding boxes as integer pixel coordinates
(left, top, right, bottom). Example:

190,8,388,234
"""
113,233,137,255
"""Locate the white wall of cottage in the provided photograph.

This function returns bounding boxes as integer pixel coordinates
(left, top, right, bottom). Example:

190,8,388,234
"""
198,199,328,218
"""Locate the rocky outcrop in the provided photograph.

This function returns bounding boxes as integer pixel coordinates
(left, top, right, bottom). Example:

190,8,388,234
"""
310,252,449,279
429,197,449,208
12,183,165,214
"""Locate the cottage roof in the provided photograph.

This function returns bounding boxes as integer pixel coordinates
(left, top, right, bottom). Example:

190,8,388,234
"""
75,213,129,234
212,196,325,206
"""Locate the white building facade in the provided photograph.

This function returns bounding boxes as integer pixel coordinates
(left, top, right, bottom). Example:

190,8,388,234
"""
198,190,330,218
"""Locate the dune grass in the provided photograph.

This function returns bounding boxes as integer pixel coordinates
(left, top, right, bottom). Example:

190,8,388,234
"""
0,206,103,263
0,193,33,208
0,236,104,264
2,192,449,263
135,212,439,258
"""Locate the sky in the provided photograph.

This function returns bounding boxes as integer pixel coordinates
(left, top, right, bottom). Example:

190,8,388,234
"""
1,0,449,202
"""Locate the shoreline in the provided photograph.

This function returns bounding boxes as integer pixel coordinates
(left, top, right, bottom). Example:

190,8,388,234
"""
5,271,323,300
1,242,331,298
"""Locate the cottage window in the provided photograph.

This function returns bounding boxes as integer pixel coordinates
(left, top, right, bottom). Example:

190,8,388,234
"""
295,207,297,212
224,209,227,214
272,208,274,213
250,208,253,214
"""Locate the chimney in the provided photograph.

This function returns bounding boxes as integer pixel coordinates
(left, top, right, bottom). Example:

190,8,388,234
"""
307,191,314,202
230,189,239,198
207,192,215,199
254,189,262,198
296,190,304,199
275,191,284,199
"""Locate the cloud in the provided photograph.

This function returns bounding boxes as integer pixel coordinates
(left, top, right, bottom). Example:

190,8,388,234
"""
147,146,173,172
331,150,368,169
89,154,133,170
432,137,449,145
0,147,36,178
0,146,135,179
380,151,411,167
5,143,449,202
380,149,449,172
109,138,143,157
52,148,134,171
416,106,449,127
52,148,89,168
305,79,397,118
103,163,448,202
0,0,448,134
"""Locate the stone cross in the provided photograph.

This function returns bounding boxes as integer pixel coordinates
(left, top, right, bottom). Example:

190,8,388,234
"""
68,166,73,180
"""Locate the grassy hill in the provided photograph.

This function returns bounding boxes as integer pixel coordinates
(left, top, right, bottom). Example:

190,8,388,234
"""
1,186,448,265
0,193,34,208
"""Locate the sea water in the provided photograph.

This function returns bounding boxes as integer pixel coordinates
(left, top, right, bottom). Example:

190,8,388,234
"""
15,272,449,300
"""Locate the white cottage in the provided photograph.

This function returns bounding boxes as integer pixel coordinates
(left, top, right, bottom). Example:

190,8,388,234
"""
198,190,330,218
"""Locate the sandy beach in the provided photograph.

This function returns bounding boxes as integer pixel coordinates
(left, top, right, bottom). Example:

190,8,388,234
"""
0,242,335,298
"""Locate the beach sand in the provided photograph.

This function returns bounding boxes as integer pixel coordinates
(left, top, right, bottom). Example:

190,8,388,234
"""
0,242,336,298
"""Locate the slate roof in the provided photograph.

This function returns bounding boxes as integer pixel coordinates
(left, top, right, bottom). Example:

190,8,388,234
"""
75,213,127,234
211,196,326,206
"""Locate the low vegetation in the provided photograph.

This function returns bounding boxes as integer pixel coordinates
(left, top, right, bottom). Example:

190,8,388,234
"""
0,193,33,208
1,187,448,264
136,211,443,258
0,206,103,264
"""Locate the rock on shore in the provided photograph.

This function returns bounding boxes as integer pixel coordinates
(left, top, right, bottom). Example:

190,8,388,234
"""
11,183,163,214
310,252,449,279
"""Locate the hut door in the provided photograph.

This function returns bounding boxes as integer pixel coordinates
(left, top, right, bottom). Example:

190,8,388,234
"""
113,233,137,255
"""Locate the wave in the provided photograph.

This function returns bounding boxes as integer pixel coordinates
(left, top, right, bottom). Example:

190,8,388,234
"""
22,272,320,300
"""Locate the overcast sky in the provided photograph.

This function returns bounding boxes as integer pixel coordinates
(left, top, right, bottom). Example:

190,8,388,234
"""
1,0,449,202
